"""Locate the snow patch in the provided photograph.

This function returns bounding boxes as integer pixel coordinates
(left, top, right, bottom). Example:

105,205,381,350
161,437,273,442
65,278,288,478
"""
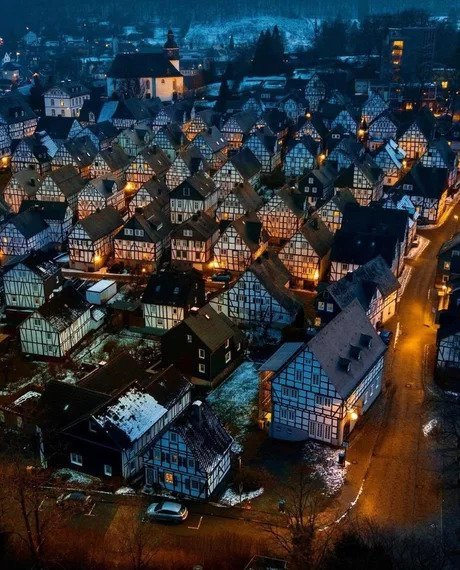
219,487,264,506
115,487,136,495
12,391,41,407
423,418,438,437
53,468,101,487
304,442,347,497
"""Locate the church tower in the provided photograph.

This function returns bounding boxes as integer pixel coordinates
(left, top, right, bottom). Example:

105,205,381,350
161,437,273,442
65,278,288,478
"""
163,29,180,71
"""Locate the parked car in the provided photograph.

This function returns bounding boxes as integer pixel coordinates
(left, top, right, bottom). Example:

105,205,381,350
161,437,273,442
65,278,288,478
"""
379,330,393,346
145,501,188,523
56,491,93,513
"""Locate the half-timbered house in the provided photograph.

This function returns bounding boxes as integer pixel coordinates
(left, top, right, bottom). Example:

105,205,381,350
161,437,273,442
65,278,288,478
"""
169,172,219,224
221,111,258,149
304,74,327,111
258,299,386,445
393,163,449,224
3,252,63,312
0,209,51,259
372,139,405,186
125,146,171,191
68,206,124,271
11,132,58,175
192,126,228,171
244,128,281,174
215,182,263,223
316,189,358,234
436,309,460,390
19,284,92,358
183,109,220,141
152,123,183,161
420,137,458,189
35,165,86,214
35,116,82,143
58,355,191,479
333,156,384,206
0,92,37,140
367,112,399,151
278,215,333,288
210,252,302,330
143,400,233,499
171,212,219,270
396,107,436,161
212,148,261,196
51,136,98,178
19,201,73,244
298,164,337,209
361,91,388,125
162,304,246,386
213,213,268,272
277,93,307,122
294,114,327,143
113,204,172,272
258,186,304,242
3,169,40,213
166,146,208,190
0,124,12,170
127,178,170,217
284,136,319,178
114,126,153,157
44,82,90,118
76,121,119,151
78,176,126,219
142,269,205,330
315,256,399,328
89,144,131,180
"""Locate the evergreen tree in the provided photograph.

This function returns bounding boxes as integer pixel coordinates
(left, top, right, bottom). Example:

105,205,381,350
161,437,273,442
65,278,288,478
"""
215,78,231,112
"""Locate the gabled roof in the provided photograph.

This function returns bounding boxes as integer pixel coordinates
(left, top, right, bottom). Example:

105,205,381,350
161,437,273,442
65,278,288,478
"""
175,211,219,240
195,125,227,153
142,269,203,306
5,208,49,239
228,181,263,212
0,92,36,125
231,212,266,251
96,144,130,172
8,169,41,196
43,165,86,198
425,137,456,169
107,52,182,79
36,116,81,140
229,147,262,180
298,215,334,257
395,163,448,200
58,136,98,167
341,203,408,242
76,206,124,241
117,203,171,244
325,255,399,311
184,305,244,351
172,401,233,473
35,283,90,332
3,251,61,279
172,172,217,199
223,110,258,134
85,175,122,199
138,146,171,175
19,200,70,222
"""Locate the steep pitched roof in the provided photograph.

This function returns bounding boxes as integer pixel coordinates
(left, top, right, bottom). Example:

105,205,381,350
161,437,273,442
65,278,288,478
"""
142,269,204,306
77,206,124,241
184,305,244,351
299,215,334,257
229,147,261,179
35,284,90,332
107,52,182,79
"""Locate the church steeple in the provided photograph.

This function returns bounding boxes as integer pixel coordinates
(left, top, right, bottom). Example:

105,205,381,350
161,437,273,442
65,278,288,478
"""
164,29,180,71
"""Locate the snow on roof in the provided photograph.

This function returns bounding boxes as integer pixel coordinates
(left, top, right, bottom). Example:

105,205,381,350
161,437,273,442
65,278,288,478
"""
95,386,167,443
13,391,41,407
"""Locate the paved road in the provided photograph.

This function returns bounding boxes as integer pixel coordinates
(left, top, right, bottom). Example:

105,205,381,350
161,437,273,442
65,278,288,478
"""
352,205,460,539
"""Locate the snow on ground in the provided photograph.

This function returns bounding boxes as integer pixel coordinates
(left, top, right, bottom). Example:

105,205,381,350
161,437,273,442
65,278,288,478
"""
184,17,317,51
219,487,264,507
423,418,439,437
115,487,136,495
304,442,347,497
405,235,430,260
53,468,101,487
208,361,259,440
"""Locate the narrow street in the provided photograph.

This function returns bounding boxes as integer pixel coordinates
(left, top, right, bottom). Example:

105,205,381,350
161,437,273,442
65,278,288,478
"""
348,204,460,540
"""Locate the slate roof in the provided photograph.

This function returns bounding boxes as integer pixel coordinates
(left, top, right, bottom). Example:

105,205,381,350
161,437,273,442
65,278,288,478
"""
174,211,219,240
138,146,171,175
19,200,70,222
77,206,124,241
172,401,233,473
45,165,86,198
9,169,41,196
325,255,399,311
232,212,266,251
5,208,49,239
117,202,171,244
395,164,448,201
299,215,334,257
58,136,98,167
229,147,262,179
107,52,182,79
0,92,36,125
230,182,263,212
195,125,227,153
36,283,90,332
307,300,386,398
36,116,80,141
142,269,203,306
97,144,131,172
341,203,408,242
185,305,244,352
2,251,61,279
85,176,122,199
172,172,217,199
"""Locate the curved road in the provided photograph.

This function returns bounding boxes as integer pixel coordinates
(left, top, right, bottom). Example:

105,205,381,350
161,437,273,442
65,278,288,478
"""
354,204,460,534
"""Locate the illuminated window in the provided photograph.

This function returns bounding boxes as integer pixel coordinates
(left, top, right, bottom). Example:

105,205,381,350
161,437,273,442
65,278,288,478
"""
164,472,174,484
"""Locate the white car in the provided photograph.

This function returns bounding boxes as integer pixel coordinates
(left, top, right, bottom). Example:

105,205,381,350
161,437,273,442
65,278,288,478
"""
145,501,188,523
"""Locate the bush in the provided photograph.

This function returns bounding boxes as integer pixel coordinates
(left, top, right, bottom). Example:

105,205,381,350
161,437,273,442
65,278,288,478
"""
232,466,266,493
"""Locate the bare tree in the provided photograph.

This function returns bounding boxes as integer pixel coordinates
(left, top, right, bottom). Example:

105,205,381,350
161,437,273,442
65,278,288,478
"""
115,511,159,570
260,465,332,570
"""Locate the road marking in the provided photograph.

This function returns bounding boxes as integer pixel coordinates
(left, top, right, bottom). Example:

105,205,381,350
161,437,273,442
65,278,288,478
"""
187,515,203,530
394,322,401,348
85,503,96,517
38,498,46,511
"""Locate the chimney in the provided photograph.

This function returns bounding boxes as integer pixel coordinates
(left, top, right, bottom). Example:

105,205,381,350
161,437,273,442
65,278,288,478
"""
192,400,203,425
